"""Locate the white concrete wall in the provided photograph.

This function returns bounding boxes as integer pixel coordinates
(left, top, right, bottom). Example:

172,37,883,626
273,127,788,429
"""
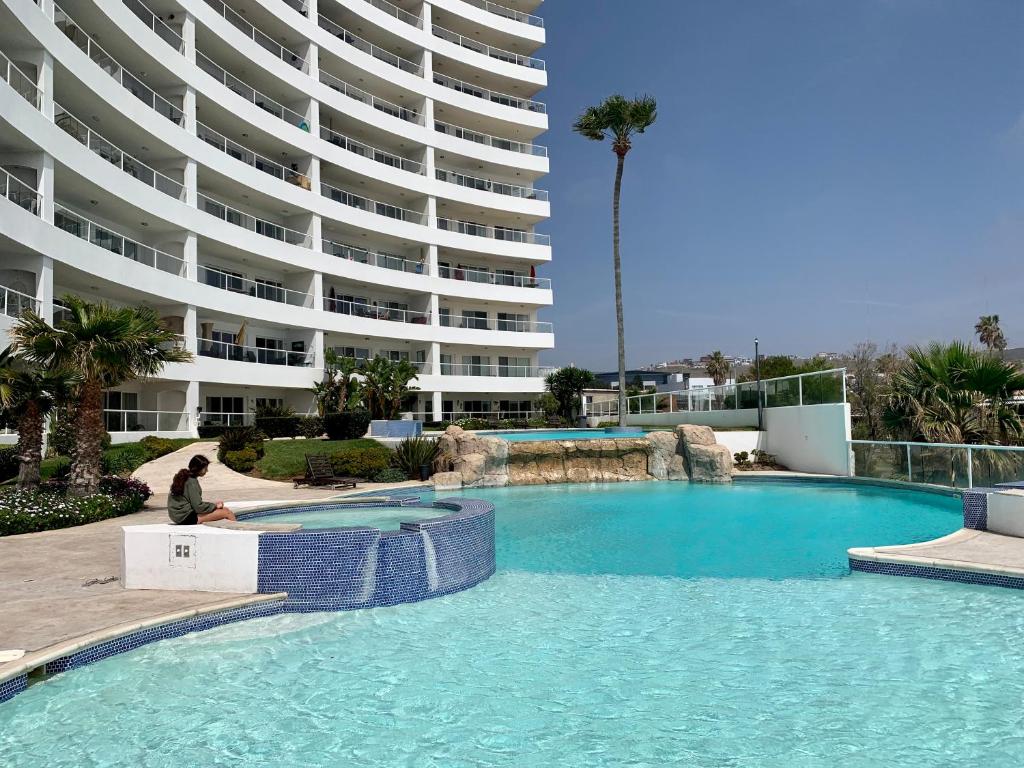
715,431,767,458
985,492,1024,537
763,403,852,476
121,524,259,593
628,409,760,429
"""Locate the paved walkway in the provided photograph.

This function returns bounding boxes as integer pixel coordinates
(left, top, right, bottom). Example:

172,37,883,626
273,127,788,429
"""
0,442,427,677
849,529,1024,576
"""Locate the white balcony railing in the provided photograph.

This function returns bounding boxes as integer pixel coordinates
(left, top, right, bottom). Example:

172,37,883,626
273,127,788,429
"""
322,238,428,275
440,314,552,333
317,14,423,76
197,338,314,367
323,297,431,324
320,125,423,174
436,217,550,245
440,363,542,377
54,105,185,200
434,120,547,157
122,0,185,53
198,193,313,248
433,72,546,114
435,167,547,201
1,284,40,319
196,121,312,188
461,0,544,28
431,24,544,70
319,69,423,124
0,167,40,215
321,183,428,225
54,3,185,125
357,0,421,27
103,409,191,432
438,264,549,290
201,0,307,71
199,411,253,427
411,409,542,422
197,264,313,307
196,52,308,128
1,49,42,109
54,204,189,277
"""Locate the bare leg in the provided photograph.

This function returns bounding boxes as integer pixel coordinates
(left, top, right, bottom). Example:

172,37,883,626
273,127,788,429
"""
198,506,237,524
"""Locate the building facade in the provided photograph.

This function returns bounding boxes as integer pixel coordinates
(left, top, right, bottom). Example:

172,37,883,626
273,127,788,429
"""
0,0,552,438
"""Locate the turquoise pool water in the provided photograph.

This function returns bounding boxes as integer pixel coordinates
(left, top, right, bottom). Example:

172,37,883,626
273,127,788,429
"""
486,428,648,441
253,505,447,530
8,482,1024,767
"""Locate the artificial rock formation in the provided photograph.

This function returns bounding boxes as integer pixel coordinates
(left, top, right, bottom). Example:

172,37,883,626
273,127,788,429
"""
432,424,733,489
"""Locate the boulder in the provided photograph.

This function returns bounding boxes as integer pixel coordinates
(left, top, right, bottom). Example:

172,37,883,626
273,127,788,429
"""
676,424,716,447
646,430,688,481
675,425,733,483
432,471,462,490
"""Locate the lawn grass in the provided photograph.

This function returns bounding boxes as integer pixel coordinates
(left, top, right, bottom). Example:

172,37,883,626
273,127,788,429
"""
17,437,204,484
254,438,381,481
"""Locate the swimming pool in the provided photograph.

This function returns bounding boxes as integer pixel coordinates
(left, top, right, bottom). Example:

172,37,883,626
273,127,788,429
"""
485,428,648,441
8,481,1023,767
252,504,449,530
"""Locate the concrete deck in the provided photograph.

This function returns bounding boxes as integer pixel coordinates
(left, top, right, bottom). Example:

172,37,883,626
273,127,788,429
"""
849,528,1024,578
0,441,429,679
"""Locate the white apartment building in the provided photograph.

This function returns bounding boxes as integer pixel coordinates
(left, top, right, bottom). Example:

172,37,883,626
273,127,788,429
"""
0,0,552,438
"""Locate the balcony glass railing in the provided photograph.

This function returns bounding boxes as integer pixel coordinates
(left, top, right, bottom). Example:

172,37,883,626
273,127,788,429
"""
460,0,544,27
202,0,307,71
440,314,552,333
358,0,421,27
103,408,191,432
321,182,428,225
1,50,42,109
319,69,422,124
196,52,308,129
122,0,185,53
1,284,40,319
322,238,427,275
54,3,185,125
197,338,313,366
323,297,430,324
320,125,423,174
434,120,547,157
439,363,541,377
432,25,544,70
198,193,313,248
200,411,253,427
436,217,550,245
54,204,189,277
317,14,422,76
433,73,546,113
435,167,546,201
54,105,185,200
0,167,40,215
197,265,313,307
438,264,549,290
196,122,311,188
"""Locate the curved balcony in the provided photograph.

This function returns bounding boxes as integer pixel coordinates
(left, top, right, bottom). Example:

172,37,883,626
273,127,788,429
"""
1,49,41,109
1,166,41,215
317,69,422,124
323,297,431,325
441,313,552,334
198,192,313,247
433,72,546,114
0,283,40,320
196,121,312,187
317,13,423,77
201,0,308,72
432,24,544,71
440,363,543,377
197,337,314,367
433,120,546,158
320,182,428,225
320,124,424,175
122,0,185,52
435,166,546,201
463,0,544,28
322,238,428,275
438,264,549,290
436,216,549,246
196,52,309,129
196,265,314,307
357,0,422,27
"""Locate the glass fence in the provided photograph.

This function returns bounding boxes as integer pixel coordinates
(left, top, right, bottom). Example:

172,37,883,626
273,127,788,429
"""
103,409,190,432
1,285,40,318
850,441,1024,489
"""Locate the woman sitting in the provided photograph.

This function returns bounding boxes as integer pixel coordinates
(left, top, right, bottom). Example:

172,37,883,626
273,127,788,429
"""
167,455,237,525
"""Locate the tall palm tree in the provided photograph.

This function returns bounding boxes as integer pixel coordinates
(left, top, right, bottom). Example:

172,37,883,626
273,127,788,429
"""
360,357,419,420
975,314,1007,354
573,94,657,426
0,347,77,488
12,295,192,495
704,351,730,387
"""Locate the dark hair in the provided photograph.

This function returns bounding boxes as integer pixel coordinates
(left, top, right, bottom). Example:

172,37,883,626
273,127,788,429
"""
170,455,211,496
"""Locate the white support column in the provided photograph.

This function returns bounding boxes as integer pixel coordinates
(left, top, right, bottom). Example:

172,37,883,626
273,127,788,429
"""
312,330,325,370
36,255,53,325
305,42,318,79
38,152,54,225
432,391,443,422
182,13,196,64
183,304,198,354
183,232,198,282
185,380,200,437
430,341,441,375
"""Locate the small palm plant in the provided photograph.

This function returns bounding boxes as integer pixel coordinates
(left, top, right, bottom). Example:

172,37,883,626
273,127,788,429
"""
573,94,657,426
12,295,192,495
975,314,1007,355
0,347,77,488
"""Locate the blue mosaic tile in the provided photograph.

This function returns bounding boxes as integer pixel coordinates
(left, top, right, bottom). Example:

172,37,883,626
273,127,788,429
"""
962,488,990,530
850,558,1024,590
0,675,27,704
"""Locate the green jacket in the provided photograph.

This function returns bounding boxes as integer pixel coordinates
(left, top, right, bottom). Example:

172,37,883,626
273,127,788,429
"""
167,476,216,524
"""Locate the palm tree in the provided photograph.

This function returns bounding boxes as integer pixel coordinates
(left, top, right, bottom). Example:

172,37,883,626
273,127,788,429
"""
544,366,595,423
975,315,1007,354
573,94,657,426
0,347,77,488
360,357,419,419
12,295,192,495
883,341,1024,445
704,351,730,387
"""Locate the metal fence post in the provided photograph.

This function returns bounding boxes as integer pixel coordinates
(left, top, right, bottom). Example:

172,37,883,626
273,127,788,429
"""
967,446,973,489
906,442,912,483
798,374,803,407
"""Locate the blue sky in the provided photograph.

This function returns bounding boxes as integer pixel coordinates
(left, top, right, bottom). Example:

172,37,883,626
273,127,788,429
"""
535,0,1024,370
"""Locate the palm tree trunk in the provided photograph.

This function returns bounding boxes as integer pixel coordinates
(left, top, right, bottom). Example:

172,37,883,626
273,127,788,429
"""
15,401,44,489
69,378,104,496
613,152,627,427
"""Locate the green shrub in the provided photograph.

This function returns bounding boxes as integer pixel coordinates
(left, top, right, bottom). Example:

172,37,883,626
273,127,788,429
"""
298,416,324,439
139,436,177,459
49,414,110,458
393,436,440,479
331,443,393,479
101,444,149,476
454,417,490,430
254,403,301,439
324,409,371,440
217,426,266,464
198,424,227,439
223,448,258,473
0,446,19,482
372,467,408,483
0,484,148,536
527,417,548,428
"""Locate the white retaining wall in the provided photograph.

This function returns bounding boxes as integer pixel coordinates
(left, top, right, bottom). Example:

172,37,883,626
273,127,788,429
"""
763,403,852,476
628,409,760,430
121,524,259,593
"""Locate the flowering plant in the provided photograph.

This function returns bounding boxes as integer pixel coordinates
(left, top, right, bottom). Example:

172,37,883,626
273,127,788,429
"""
0,479,150,536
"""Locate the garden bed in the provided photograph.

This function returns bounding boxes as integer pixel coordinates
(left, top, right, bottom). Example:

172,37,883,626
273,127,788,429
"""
0,477,152,536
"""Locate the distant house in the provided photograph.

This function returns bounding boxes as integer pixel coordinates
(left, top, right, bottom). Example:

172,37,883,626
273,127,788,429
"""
593,368,734,392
